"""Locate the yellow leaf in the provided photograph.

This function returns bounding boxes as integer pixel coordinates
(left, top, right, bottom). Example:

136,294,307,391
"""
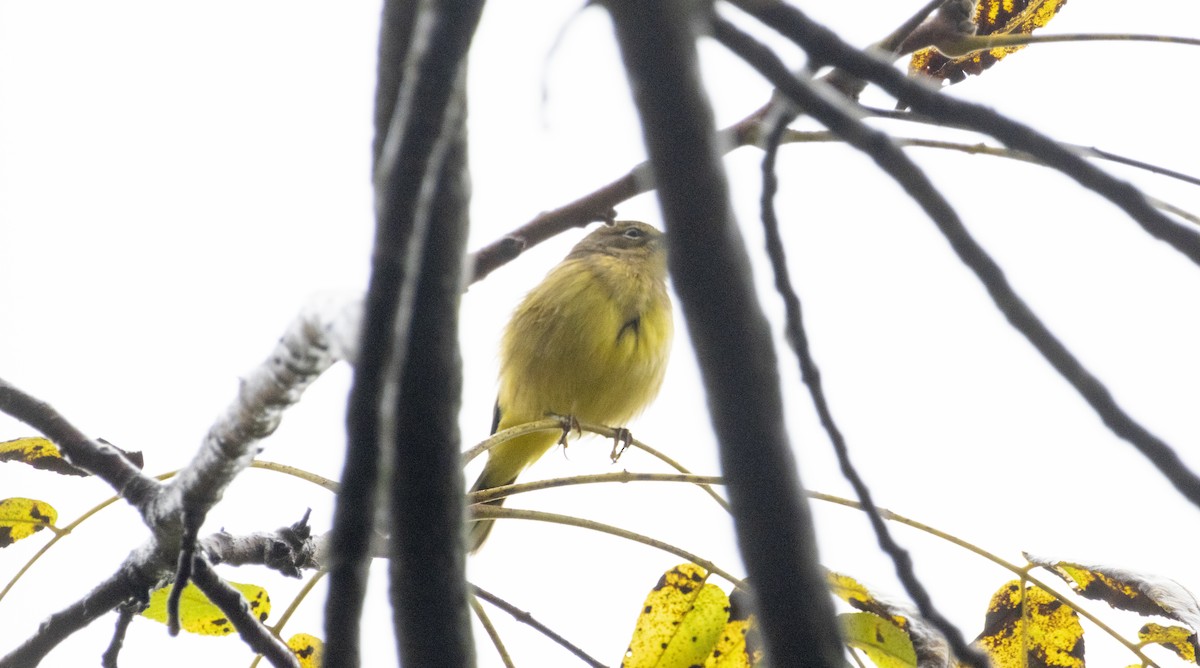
622,563,730,668
910,0,1069,85
840,612,917,668
1139,623,1197,663
977,581,1083,668
705,589,762,667
141,581,271,636
0,497,58,547
287,633,324,668
0,437,86,476
827,571,908,628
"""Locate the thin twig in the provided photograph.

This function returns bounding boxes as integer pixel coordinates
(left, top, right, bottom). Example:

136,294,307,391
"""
712,16,988,667
470,596,516,668
100,606,136,668
471,504,745,590
467,471,724,504
473,585,608,668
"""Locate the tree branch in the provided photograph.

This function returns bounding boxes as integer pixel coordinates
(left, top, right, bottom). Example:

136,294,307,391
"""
604,1,843,665
385,5,481,664
190,558,298,668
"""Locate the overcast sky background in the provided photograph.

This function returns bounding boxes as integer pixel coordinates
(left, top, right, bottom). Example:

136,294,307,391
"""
2,1,1200,666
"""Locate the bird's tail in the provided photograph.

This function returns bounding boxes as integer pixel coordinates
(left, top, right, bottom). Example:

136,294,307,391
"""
466,465,517,552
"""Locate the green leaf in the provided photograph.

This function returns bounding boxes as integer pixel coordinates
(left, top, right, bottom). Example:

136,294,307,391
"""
840,612,918,668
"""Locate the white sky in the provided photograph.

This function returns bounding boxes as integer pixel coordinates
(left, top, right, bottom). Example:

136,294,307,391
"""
2,1,1200,666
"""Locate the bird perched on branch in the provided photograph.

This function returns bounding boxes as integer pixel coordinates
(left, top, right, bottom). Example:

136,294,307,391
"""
467,220,673,552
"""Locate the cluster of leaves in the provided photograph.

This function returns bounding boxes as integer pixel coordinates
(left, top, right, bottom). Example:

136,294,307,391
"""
621,561,1200,667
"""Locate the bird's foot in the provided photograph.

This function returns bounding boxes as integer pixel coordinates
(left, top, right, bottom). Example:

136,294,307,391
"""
555,414,581,448
610,427,633,463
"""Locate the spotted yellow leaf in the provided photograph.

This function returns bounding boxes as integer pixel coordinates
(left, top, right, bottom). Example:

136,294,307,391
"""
287,633,323,667
0,437,87,476
1139,623,1197,663
141,581,271,636
0,497,58,547
622,563,730,668
977,581,1083,668
705,588,761,667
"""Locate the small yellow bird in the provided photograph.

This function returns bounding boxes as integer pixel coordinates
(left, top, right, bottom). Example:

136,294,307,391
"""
467,220,673,551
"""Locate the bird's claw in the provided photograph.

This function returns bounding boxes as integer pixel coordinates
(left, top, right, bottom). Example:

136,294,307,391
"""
556,414,581,447
610,427,633,463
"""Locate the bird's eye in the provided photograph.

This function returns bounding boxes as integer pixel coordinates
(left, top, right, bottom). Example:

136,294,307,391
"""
623,228,644,239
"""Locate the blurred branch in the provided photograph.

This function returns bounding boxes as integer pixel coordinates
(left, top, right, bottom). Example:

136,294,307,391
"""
731,0,1200,513
604,1,843,665
385,4,481,663
326,0,460,659
712,17,986,668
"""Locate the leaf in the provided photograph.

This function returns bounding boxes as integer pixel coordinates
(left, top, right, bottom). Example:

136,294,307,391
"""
909,0,1070,85
141,581,271,636
841,612,918,668
621,563,730,668
705,588,763,667
0,437,87,476
827,571,948,667
0,436,144,476
977,581,1084,668
1139,623,1198,663
1027,553,1200,642
0,497,58,548
287,633,324,668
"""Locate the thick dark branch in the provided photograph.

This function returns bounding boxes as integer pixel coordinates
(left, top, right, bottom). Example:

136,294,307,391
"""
0,378,159,507
190,558,298,668
731,0,1200,268
713,19,986,668
386,17,479,667
202,510,319,577
0,569,145,668
328,0,485,665
604,1,843,665
729,0,1200,513
326,0,433,660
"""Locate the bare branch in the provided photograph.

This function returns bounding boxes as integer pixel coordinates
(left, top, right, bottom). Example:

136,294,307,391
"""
603,3,844,663
731,0,1200,516
473,585,608,668
386,12,480,667
190,558,298,668
0,378,160,507
0,568,145,668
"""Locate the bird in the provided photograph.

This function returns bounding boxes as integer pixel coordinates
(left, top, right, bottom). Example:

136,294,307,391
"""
467,220,673,552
